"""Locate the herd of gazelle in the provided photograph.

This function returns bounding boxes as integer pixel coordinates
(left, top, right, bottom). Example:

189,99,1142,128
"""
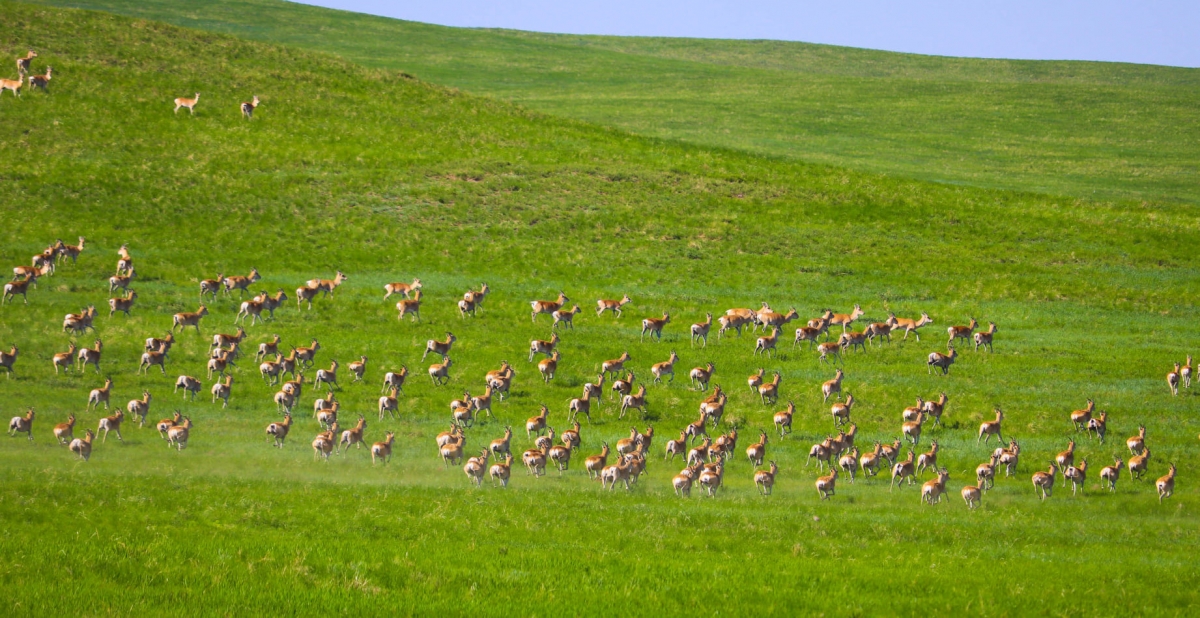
4,239,1187,505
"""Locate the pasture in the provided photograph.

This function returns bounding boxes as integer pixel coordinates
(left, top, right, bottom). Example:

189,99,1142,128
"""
0,2,1198,614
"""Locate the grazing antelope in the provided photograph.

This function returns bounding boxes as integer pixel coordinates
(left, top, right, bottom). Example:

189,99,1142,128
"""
267,413,293,448
305,271,349,298
997,440,1021,477
619,385,648,419
921,468,950,505
97,409,124,442
748,367,765,392
891,312,933,341
241,95,260,119
2,276,35,304
172,306,209,334
641,312,671,342
526,404,549,437
0,73,21,97
51,343,78,375
1128,448,1151,480
1156,463,1176,503
976,453,1000,491
86,377,113,411
890,451,917,490
527,332,558,362
175,375,202,401
174,92,199,114
538,351,560,383
314,360,340,391
689,362,714,391
16,50,36,75
394,289,422,321
773,401,795,437
369,431,395,464
1055,440,1077,484
211,375,233,408
124,391,152,426
1064,459,1088,496
157,411,182,441
1087,411,1108,443
1032,464,1057,500
978,408,1004,443
1100,456,1123,491
753,327,781,358
822,369,843,403
816,467,838,500
108,268,135,293
838,330,869,354
699,460,724,497
859,442,884,477
70,430,95,461
1182,355,1194,389
383,278,421,300
602,352,632,381
340,416,368,451
746,431,768,466
973,322,997,352
552,305,581,329
651,351,679,384
531,292,569,322
222,269,261,298
167,416,192,451
1167,363,1181,396
831,393,855,426
830,304,864,333
758,371,781,405
8,408,34,441
567,389,594,424
207,350,236,380
1126,425,1147,455
596,294,631,317
927,345,958,375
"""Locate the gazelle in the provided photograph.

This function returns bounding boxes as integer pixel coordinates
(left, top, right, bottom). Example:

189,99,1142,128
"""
235,296,265,325
157,411,182,441
2,276,35,304
641,312,671,342
488,426,514,460
125,391,152,426
52,343,77,374
838,447,860,483
69,430,95,461
880,438,903,467
175,375,202,401
53,414,75,445
207,350,236,380
997,440,1021,477
200,274,224,300
367,431,395,465
921,468,950,505
551,305,581,329
381,366,408,396
8,408,34,441
758,308,799,333
1182,355,1194,389
87,377,113,411
816,467,839,500
685,411,710,444
167,416,192,451
489,454,514,488
753,327,781,358
673,464,699,497
601,352,631,380
383,278,422,300
976,453,1000,490
172,305,209,333
806,440,831,471
973,322,998,352
314,360,340,390
690,313,713,347
947,318,978,346
758,371,781,405
1126,425,1146,455
339,416,368,451
240,95,260,119
718,313,752,339
293,340,321,369
527,332,558,362
464,283,489,311
890,451,917,490
0,73,21,97
457,296,478,319
859,442,884,477
1128,448,1151,480
429,358,453,386
145,332,175,358
831,393,855,426
348,356,367,382
748,368,765,392
174,92,199,114
1087,411,1108,443
108,269,135,293
63,305,97,334
689,362,714,391
746,431,768,466
568,389,594,424
864,316,897,345
531,292,569,322
548,441,572,474
297,285,321,310
526,404,549,437
601,457,634,491
259,355,284,386
664,431,688,462
257,337,283,367
97,409,125,442
211,375,233,408
312,422,339,461
1032,464,1057,500
583,441,611,480
1064,459,1088,496
1055,440,1077,484
773,401,795,437
927,345,958,375
838,330,869,354
306,271,348,298
1100,456,1123,491
395,289,422,321
596,294,631,317
537,350,560,383
267,413,293,448
822,369,844,403
830,304,864,333
902,398,925,423
223,269,261,297
651,351,679,384
978,408,1004,443
699,388,726,424
16,50,36,75
1156,463,1176,503
106,290,138,317
27,66,51,91
619,385,648,419
915,440,941,477
521,444,547,477
699,460,725,497
1167,363,1181,396
378,388,399,420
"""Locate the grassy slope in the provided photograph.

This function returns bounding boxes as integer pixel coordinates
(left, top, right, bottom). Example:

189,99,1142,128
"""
25,0,1200,205
0,2,1198,615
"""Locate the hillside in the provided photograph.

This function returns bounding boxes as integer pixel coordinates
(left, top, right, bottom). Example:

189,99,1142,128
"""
0,2,1198,615
26,0,1200,205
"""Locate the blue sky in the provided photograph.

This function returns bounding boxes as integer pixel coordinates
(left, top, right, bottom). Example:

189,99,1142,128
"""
297,0,1199,68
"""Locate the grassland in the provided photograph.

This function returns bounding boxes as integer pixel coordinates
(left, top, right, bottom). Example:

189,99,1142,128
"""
0,2,1199,615
26,0,1200,205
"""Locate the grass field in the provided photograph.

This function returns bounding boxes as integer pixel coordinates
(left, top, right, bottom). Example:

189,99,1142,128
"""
26,0,1200,205
1,2,1199,615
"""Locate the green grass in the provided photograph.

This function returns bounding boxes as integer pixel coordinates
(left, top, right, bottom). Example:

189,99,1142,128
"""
23,0,1200,205
0,2,1199,615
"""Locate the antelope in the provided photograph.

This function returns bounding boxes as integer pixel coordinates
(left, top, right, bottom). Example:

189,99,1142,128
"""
890,451,916,490
340,416,368,451
314,360,340,391
26,65,51,91
1064,459,1088,496
105,290,138,317
921,468,951,505
174,92,199,114
890,312,933,341
297,285,321,310
973,322,997,352
685,411,710,444
144,332,175,359
1032,464,1057,500
70,430,95,461
211,375,233,408
745,431,769,466
758,371,781,405
689,362,714,391
601,457,634,490
753,327,781,358
207,350,236,380
312,423,339,461
1101,456,1123,491
838,447,860,483
395,289,422,321
2,277,34,304
489,454,514,488
689,313,713,348
485,426,513,460
710,428,734,461
548,441,572,473
822,369,844,403
902,398,925,423
157,411,182,441
121,391,152,426
864,316,897,345
1156,463,1176,503
816,467,839,500
537,351,560,383
16,50,36,75
838,330,869,354
1087,411,1108,443
344,356,368,383
699,388,726,425
947,318,978,346
673,464,699,497
1183,355,1194,389
620,385,648,419
200,274,224,299
436,424,464,449
830,304,864,334
921,393,948,427
596,294,631,317
381,366,408,396
50,343,78,375
267,413,293,448
383,278,421,300
651,351,679,384
521,444,547,477
663,430,689,462
63,305,97,334
859,442,884,477
222,269,261,298
13,263,51,281
306,271,348,298
259,355,284,386
748,368,765,392
526,404,549,437
718,313,752,339
916,440,939,476
236,296,266,325
365,431,394,465
86,377,113,410
699,460,724,497
976,453,1000,490
314,391,337,417
687,436,712,466
0,73,21,97
806,440,831,470
464,283,489,311
98,409,124,442
108,269,135,293
773,401,795,437
759,308,800,332
927,345,958,375
978,408,1004,443
1167,363,1181,396
531,292,569,322
461,449,490,485
641,312,670,342
293,340,320,369
1128,448,1151,480
459,298,478,319
831,393,855,426
264,290,292,318
172,306,209,333
167,416,192,451
275,389,297,415
8,408,34,441
582,441,612,480
527,332,558,362
602,352,632,380
793,321,827,350
240,94,260,119
175,375,202,401
880,438,903,467
552,305,581,329
370,387,397,422
1055,440,1077,484
1126,425,1146,455
568,389,593,423
997,440,1021,477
